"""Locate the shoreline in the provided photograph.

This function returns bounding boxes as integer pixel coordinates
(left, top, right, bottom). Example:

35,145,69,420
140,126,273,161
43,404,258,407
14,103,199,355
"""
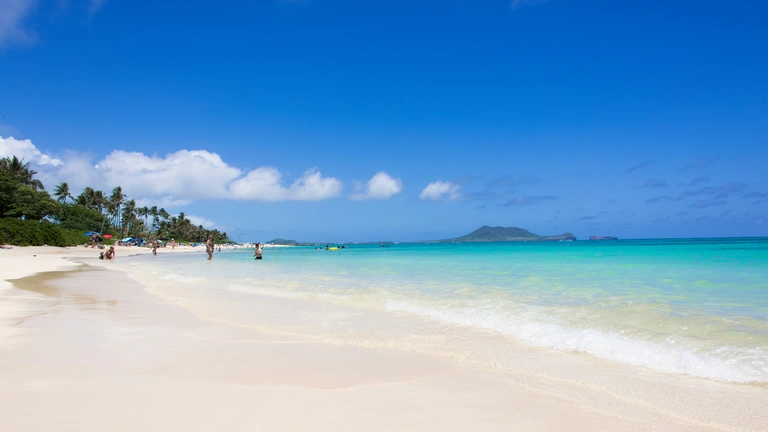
1,248,767,430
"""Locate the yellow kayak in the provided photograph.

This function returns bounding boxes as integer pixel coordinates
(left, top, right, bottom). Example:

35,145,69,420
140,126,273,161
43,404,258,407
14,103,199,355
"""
328,247,339,250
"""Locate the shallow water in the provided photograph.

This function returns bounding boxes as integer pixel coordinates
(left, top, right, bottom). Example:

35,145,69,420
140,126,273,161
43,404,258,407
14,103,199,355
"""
120,238,768,383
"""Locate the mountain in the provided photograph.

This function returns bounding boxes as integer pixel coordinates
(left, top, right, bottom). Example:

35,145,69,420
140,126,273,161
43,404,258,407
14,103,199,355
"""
266,238,300,245
442,226,576,242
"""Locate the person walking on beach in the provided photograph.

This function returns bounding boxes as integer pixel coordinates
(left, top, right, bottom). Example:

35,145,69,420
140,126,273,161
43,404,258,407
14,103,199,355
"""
205,236,214,260
254,243,263,260
151,239,159,256
171,238,176,249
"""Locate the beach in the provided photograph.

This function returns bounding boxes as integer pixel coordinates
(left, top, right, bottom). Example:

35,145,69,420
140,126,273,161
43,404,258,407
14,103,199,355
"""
1,243,767,431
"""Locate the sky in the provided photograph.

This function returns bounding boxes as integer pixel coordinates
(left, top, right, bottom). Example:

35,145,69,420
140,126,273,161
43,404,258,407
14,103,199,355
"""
1,0,767,242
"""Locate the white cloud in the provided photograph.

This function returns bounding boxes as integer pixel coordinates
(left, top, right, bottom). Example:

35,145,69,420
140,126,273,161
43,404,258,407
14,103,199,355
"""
135,196,191,209
229,167,342,201
0,136,63,166
1,135,344,204
350,171,403,200
187,215,217,229
0,0,36,47
94,149,242,200
419,180,462,201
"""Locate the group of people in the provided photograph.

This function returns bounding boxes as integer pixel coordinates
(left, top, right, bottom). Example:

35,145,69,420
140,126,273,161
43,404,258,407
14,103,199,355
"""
204,237,263,261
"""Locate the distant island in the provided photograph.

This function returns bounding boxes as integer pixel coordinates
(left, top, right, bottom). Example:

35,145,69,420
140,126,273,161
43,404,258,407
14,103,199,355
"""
266,238,303,245
589,236,618,241
439,226,576,242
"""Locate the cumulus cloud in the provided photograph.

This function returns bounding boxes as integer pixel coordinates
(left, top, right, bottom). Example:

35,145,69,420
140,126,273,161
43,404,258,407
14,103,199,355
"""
350,171,403,201
0,0,36,47
229,167,342,201
1,135,343,204
95,149,242,199
187,215,217,229
0,136,63,166
419,181,461,201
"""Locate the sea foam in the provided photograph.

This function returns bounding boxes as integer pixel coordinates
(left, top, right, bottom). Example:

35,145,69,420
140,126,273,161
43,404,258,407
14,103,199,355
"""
384,298,768,383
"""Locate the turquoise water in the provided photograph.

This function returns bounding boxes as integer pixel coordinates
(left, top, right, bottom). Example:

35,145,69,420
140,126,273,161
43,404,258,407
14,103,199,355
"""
122,238,768,383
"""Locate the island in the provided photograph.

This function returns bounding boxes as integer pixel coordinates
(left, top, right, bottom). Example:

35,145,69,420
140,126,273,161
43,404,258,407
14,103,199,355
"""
589,236,618,241
439,226,576,242
265,238,302,245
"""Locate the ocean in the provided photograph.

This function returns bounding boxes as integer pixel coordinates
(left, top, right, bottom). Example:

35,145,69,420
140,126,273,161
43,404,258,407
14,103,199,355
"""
119,238,768,384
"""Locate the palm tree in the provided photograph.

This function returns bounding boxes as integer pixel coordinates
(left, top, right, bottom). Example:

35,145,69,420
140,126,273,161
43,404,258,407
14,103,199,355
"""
0,156,45,190
92,190,108,214
121,199,137,236
109,187,125,232
53,182,72,203
149,206,159,234
137,206,149,237
76,187,96,208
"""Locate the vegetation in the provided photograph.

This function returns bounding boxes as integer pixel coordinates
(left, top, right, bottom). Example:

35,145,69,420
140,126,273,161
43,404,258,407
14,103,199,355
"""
442,225,577,242
0,155,230,246
266,238,300,245
0,218,87,247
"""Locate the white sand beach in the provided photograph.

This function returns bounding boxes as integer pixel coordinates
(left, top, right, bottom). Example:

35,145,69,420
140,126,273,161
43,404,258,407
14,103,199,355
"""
1,246,766,431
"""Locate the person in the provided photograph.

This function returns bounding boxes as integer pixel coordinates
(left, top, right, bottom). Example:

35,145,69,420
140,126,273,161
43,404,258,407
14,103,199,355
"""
205,236,214,260
171,238,176,250
152,239,159,256
254,243,263,260
104,246,115,261
90,233,97,248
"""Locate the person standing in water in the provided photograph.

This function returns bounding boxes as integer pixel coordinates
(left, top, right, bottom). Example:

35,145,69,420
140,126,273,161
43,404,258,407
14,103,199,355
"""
254,243,263,260
205,236,214,260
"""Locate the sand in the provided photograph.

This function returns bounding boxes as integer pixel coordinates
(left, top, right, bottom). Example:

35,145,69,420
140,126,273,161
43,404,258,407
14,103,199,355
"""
1,246,766,431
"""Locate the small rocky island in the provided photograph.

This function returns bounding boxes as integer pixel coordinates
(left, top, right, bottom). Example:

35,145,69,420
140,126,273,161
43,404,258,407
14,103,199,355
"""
589,236,618,241
440,226,576,242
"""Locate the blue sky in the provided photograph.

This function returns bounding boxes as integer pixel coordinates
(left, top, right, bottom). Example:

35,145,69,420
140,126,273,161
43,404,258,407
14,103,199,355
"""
1,0,767,242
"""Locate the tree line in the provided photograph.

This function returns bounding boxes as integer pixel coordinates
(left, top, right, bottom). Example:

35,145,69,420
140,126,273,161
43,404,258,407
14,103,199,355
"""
0,155,230,243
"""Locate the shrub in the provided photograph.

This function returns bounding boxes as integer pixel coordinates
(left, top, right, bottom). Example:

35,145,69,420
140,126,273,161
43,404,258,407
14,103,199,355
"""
0,218,88,247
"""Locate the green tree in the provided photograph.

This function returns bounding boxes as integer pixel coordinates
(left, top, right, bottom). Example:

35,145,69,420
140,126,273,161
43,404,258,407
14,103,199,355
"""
53,203,108,231
0,156,44,190
5,185,59,221
53,182,72,203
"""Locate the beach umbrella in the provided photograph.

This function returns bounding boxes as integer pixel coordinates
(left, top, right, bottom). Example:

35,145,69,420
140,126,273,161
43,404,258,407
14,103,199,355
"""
84,231,98,236
103,234,113,239
122,237,133,242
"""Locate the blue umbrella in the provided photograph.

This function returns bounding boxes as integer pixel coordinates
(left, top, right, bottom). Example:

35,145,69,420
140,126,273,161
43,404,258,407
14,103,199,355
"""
84,231,99,236
122,237,133,242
